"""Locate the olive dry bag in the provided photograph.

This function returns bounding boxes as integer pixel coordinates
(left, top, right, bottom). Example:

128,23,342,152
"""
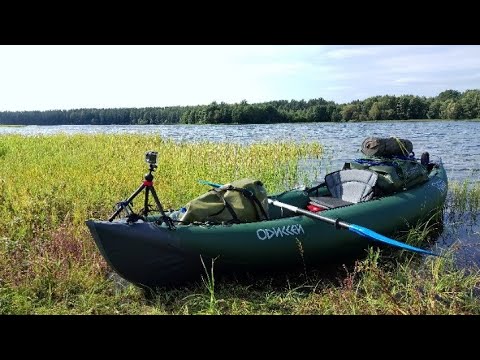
180,178,269,224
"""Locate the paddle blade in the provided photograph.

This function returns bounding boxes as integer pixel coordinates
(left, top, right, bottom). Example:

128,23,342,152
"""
198,180,222,188
348,224,439,257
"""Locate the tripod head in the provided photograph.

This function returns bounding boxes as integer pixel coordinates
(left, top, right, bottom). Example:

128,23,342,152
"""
144,151,158,180
145,151,158,167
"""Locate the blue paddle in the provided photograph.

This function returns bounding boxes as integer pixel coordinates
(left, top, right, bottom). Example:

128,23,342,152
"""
198,179,439,257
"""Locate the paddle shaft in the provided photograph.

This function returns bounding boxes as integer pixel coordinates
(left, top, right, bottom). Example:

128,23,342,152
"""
268,199,349,229
269,198,438,256
198,179,438,256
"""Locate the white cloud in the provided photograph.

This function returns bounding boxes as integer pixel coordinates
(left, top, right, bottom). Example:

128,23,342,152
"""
0,45,479,110
378,46,480,74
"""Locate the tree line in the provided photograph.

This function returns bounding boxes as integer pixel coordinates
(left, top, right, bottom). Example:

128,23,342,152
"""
1,89,479,126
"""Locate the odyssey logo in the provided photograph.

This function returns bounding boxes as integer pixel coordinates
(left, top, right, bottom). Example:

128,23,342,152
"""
256,224,305,240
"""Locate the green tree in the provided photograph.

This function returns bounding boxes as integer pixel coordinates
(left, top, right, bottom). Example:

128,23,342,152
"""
441,100,464,119
427,100,442,119
368,102,381,120
341,104,360,121
437,89,461,102
460,89,480,119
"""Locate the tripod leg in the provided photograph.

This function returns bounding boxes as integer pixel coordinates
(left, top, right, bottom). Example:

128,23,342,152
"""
149,186,168,217
144,186,150,216
108,184,145,222
149,186,175,229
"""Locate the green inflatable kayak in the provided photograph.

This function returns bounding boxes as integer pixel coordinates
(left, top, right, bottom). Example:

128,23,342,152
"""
86,158,448,288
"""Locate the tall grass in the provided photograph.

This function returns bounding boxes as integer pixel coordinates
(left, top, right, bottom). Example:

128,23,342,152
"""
1,134,479,314
0,134,322,313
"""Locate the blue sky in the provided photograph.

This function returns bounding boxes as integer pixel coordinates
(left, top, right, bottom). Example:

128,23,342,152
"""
0,45,479,111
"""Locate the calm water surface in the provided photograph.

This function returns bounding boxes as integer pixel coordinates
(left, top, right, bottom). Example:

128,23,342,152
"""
2,121,479,267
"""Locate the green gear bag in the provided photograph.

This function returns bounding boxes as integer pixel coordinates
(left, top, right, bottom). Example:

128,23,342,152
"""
180,178,269,224
349,158,429,194
361,137,413,157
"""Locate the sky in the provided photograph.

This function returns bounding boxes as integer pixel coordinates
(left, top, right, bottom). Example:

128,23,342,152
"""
0,45,479,111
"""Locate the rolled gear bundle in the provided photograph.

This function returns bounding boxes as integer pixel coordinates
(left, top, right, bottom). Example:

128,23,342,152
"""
180,178,269,224
361,137,413,157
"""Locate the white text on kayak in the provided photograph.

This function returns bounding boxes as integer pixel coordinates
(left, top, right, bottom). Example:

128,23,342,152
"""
256,224,305,240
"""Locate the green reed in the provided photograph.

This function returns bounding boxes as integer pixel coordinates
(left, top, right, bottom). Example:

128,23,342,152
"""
449,179,480,214
1,134,479,314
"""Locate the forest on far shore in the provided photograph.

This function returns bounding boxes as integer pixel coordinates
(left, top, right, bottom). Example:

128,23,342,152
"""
1,89,479,126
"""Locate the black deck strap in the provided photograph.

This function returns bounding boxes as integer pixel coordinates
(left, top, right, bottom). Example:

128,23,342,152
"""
249,194,269,220
233,188,260,220
223,197,241,223
249,195,262,220
238,189,261,220
211,187,240,223
229,186,269,221
211,185,269,222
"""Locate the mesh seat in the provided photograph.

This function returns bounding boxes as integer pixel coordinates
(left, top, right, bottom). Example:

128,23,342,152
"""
309,169,378,209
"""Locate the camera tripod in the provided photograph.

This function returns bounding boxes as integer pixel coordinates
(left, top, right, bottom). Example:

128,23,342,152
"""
108,163,175,229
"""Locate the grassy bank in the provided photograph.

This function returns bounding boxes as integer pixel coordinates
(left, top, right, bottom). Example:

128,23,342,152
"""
0,134,479,314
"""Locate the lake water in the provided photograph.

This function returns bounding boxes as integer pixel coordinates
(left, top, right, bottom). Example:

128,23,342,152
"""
2,120,478,182
2,120,479,267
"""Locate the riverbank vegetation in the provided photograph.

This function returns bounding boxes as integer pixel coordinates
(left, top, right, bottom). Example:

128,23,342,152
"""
0,134,479,314
1,89,479,126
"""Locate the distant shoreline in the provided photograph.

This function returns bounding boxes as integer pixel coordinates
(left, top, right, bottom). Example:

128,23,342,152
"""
1,119,479,127
1,89,478,125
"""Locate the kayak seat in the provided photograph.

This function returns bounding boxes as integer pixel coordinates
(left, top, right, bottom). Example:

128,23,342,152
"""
309,196,353,209
309,169,378,209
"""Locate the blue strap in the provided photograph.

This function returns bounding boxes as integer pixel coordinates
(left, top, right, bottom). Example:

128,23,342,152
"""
392,153,417,161
354,158,394,166
353,154,418,168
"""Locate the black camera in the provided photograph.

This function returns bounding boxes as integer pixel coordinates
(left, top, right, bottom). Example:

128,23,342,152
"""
145,151,158,167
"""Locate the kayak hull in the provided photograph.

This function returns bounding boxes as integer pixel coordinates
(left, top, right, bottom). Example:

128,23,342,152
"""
86,163,448,288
